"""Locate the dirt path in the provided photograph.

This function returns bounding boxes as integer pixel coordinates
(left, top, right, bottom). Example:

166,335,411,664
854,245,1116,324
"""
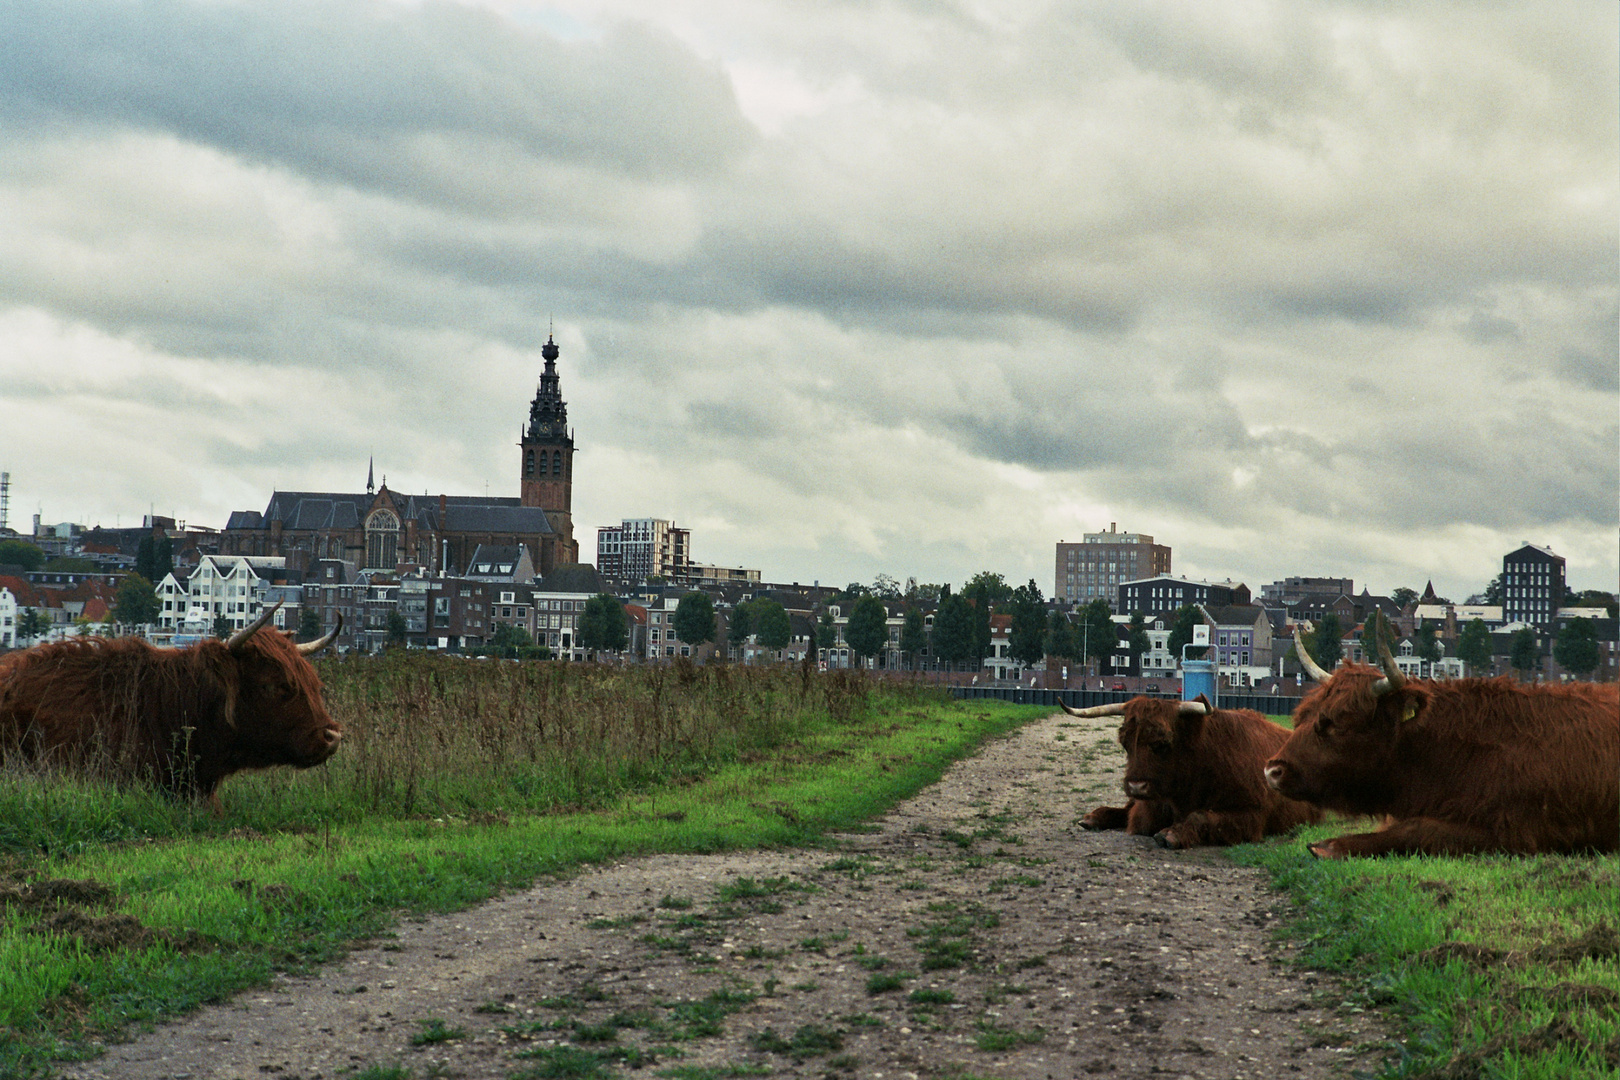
62,711,1388,1080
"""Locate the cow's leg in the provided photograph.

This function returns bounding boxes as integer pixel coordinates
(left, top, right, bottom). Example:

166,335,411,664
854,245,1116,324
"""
1080,804,1131,831
1156,809,1268,849
1308,818,1495,858
1128,798,1174,836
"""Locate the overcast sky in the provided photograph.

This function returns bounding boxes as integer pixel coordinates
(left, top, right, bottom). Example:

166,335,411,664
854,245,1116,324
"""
1,0,1614,602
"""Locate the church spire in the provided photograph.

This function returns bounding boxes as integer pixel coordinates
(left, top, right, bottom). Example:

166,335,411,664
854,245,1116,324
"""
367,455,375,496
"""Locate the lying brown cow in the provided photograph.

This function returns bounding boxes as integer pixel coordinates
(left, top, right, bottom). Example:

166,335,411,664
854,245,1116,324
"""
1265,640,1620,858
0,603,342,810
1063,696,1322,848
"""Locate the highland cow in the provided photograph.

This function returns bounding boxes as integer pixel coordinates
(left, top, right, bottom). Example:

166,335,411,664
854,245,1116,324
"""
1063,695,1322,848
0,603,342,810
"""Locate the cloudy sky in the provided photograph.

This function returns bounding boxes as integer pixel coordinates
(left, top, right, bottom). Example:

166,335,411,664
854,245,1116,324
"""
1,0,1614,602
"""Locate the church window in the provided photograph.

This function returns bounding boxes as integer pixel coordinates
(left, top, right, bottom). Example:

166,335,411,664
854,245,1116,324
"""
551,451,562,476
364,510,400,570
526,449,535,475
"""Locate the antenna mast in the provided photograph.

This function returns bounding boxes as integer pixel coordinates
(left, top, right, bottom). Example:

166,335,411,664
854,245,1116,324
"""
0,471,9,533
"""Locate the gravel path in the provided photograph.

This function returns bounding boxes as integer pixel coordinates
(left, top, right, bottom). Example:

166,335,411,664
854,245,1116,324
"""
63,710,1388,1080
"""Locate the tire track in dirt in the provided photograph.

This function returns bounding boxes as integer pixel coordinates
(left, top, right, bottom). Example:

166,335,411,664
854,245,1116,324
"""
63,710,1388,1080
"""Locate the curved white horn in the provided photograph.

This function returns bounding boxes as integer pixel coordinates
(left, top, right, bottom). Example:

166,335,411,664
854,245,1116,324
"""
1178,700,1210,715
297,611,343,656
1060,700,1128,718
1294,636,1333,683
1370,632,1404,697
227,600,283,651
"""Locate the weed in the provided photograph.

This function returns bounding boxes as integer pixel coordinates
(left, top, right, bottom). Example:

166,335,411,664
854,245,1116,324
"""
409,1018,465,1045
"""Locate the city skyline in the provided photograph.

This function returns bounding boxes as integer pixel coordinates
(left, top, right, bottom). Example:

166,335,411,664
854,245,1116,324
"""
0,1,1614,605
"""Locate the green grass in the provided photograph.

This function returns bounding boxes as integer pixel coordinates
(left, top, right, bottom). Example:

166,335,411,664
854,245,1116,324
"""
0,660,1047,1078
1233,825,1620,1079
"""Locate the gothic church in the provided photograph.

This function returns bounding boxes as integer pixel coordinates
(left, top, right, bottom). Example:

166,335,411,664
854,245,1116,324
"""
221,335,579,576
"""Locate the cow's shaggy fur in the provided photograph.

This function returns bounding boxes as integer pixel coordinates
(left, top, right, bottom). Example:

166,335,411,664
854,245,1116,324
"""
0,628,341,806
1266,667,1619,857
1082,696,1322,849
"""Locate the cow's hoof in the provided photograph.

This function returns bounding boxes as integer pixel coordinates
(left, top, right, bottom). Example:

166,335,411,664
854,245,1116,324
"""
1307,840,1344,859
1079,819,1100,831
1153,830,1174,849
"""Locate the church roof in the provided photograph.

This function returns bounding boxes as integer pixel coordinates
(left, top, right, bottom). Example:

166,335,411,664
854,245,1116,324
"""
535,563,607,595
231,490,554,536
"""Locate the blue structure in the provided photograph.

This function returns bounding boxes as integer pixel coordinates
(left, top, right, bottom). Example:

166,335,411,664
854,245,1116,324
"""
1181,659,1218,708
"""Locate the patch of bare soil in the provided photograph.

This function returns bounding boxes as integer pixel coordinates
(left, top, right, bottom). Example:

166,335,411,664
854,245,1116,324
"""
61,711,1390,1080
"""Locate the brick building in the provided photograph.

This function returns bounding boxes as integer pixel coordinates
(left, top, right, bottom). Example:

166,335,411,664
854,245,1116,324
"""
1055,525,1171,607
220,334,580,578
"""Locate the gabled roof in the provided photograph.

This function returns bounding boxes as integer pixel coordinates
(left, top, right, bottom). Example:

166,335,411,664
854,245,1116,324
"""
535,563,608,595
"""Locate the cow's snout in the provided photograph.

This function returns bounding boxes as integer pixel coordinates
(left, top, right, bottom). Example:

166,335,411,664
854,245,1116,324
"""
1263,762,1287,790
1124,780,1151,799
319,725,342,749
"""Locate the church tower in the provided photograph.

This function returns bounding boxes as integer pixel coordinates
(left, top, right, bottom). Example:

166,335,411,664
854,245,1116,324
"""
520,333,577,560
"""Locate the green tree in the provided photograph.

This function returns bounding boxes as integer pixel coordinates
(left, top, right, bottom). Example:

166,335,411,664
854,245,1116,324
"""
1456,618,1493,674
1413,618,1443,665
0,540,46,571
298,606,323,641
727,599,753,657
1360,610,1397,664
961,571,1011,667
1509,628,1540,678
135,534,175,585
386,609,408,647
1483,575,1504,606
579,593,629,658
113,573,160,627
1553,618,1600,677
898,607,928,669
1166,605,1207,662
904,580,944,603
1007,580,1047,669
932,592,978,670
751,598,792,656
44,556,96,573
673,591,716,648
844,595,890,667
1570,589,1619,619
1390,586,1419,610
1080,598,1115,673
17,608,52,642
1125,612,1151,671
487,622,534,659
212,614,233,639
816,610,838,651
870,574,902,599
1045,610,1079,662
1308,612,1344,670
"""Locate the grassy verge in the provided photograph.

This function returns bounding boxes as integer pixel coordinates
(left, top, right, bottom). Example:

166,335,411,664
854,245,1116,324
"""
1232,824,1620,1079
0,663,1046,1079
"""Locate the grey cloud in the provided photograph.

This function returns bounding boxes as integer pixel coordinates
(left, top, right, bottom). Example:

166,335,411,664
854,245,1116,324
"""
0,0,756,197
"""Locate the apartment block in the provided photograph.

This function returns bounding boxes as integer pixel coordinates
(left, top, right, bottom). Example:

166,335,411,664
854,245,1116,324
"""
1055,524,1171,607
596,518,690,582
1502,543,1565,629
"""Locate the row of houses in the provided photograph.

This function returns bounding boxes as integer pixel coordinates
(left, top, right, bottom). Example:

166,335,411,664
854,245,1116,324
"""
3,549,1615,685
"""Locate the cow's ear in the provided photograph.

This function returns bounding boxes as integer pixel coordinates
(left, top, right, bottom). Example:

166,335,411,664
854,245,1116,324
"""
1173,708,1205,744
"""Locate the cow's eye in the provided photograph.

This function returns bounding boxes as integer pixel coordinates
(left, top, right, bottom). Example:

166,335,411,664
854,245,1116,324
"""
1316,716,1334,735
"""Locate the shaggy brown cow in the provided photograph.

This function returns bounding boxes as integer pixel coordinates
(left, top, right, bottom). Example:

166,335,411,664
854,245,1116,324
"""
1264,639,1620,858
0,603,342,810
1062,696,1322,848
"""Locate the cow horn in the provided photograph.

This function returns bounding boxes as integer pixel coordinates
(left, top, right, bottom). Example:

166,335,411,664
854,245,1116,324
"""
227,600,283,650
1059,700,1128,718
297,611,343,656
1370,633,1405,697
1294,637,1333,682
1178,700,1210,716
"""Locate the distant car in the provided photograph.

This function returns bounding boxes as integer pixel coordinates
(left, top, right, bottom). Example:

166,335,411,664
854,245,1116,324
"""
1111,681,1127,691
